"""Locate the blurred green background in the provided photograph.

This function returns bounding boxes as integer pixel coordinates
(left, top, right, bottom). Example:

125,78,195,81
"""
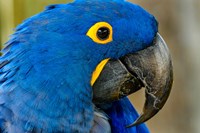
1,0,200,133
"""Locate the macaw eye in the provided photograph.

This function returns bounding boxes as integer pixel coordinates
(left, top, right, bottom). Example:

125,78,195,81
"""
86,22,113,44
97,27,110,40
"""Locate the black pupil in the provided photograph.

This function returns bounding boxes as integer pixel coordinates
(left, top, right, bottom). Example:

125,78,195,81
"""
97,27,110,40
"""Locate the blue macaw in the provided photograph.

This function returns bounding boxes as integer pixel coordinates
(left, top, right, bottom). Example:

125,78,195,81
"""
0,0,173,133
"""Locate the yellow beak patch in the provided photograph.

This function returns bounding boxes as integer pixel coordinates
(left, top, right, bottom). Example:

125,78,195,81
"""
91,58,110,86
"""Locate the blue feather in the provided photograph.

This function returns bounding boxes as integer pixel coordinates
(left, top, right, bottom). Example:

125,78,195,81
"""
102,97,150,133
0,0,157,132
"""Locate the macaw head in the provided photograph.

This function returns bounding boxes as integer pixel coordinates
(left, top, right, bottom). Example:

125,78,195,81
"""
65,0,158,64
0,0,173,130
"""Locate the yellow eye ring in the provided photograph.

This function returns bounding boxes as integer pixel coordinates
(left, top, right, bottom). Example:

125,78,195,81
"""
86,22,113,44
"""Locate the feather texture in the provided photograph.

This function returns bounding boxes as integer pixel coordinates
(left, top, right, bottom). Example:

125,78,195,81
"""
0,0,157,132
101,97,150,133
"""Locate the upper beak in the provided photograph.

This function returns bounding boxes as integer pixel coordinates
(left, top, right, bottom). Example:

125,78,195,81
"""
92,33,173,126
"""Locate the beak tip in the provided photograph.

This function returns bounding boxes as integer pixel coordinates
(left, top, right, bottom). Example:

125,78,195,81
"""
125,114,147,128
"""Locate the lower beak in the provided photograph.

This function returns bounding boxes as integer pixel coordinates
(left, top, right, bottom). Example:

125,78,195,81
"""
92,33,173,126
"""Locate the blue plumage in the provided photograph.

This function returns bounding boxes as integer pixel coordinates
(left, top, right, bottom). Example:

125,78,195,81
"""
102,97,150,133
0,0,158,132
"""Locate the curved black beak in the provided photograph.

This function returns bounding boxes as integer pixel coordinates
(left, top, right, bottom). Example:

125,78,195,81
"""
92,33,173,126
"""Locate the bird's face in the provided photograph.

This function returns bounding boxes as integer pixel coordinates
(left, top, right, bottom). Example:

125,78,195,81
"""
65,0,158,62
